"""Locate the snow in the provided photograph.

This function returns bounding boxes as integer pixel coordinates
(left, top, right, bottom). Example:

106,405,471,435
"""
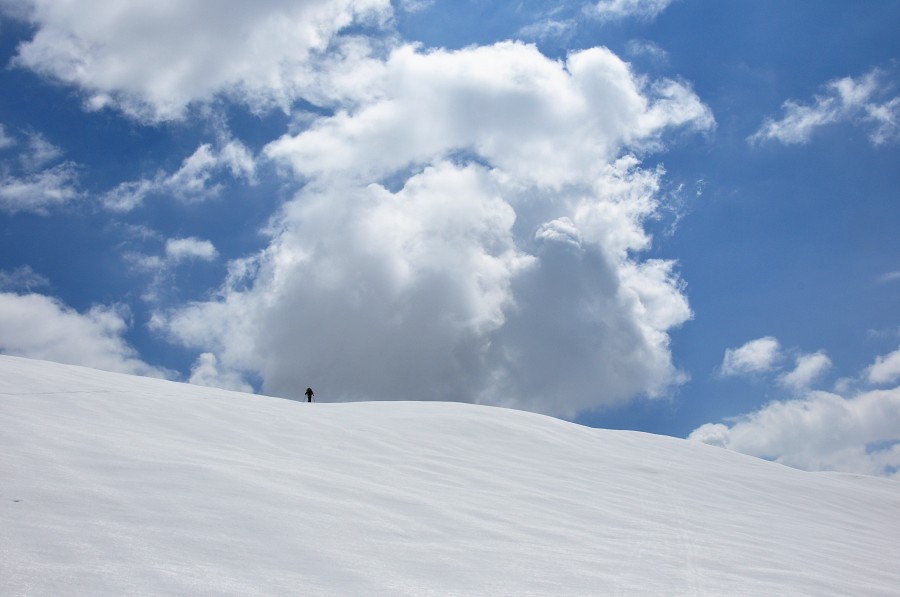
1,355,898,596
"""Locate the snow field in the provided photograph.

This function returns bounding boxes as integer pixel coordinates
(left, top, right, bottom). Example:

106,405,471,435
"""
1,355,898,595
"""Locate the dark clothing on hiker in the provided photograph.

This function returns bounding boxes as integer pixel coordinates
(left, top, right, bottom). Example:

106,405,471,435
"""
305,387,314,403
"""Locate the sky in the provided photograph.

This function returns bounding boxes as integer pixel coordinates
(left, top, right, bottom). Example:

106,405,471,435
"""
3,354,899,594
0,0,899,476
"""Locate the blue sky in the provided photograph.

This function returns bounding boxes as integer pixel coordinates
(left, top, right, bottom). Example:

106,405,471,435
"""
1,0,899,476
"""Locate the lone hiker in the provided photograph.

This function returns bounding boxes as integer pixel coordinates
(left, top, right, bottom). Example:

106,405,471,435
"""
305,387,314,403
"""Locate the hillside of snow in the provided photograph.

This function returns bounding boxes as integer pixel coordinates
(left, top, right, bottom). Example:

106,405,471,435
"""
1,355,899,596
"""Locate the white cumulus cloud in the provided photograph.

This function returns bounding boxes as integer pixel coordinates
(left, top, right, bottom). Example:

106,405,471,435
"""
690,387,900,478
720,336,782,377
779,351,832,391
188,352,253,393
154,41,712,419
866,347,900,386
265,42,713,186
3,0,393,122
0,292,167,378
693,346,900,477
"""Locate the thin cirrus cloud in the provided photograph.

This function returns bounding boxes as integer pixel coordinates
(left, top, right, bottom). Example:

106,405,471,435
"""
750,68,900,146
588,0,675,22
102,140,256,212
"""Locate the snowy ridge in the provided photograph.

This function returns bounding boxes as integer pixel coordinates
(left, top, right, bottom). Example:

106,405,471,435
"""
1,354,898,596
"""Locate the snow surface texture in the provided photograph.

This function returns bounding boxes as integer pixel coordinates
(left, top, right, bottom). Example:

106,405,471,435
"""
1,355,899,596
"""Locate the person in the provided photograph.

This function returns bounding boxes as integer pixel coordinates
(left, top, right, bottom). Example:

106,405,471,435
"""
305,387,314,403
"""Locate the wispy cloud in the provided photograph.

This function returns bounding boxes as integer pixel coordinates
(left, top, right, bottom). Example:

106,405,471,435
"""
878,271,900,284
0,123,16,149
626,39,669,64
125,234,220,303
19,133,63,170
518,18,577,43
0,128,81,214
588,0,675,22
0,266,49,292
750,68,900,146
102,140,255,211
0,163,81,214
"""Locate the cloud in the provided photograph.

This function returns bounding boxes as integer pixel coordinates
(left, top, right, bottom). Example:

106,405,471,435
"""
720,336,781,376
0,266,49,292
154,41,712,419
0,162,81,214
866,347,900,386
693,346,900,477
265,42,713,186
0,128,81,214
689,386,900,478
778,351,832,391
395,0,434,13
721,337,832,392
102,140,255,211
750,68,900,146
878,271,900,284
518,18,577,43
4,0,393,122
0,124,15,149
188,352,253,393
626,39,669,64
125,234,220,303
588,0,675,22
0,291,167,377
166,237,219,263
19,133,63,170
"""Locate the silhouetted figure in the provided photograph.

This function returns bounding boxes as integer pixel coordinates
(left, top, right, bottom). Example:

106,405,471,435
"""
305,387,314,403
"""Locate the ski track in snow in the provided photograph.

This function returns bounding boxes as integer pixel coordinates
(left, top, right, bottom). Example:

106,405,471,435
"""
1,355,899,596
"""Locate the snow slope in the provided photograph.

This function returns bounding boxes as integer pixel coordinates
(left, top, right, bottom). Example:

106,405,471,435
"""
1,355,898,596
